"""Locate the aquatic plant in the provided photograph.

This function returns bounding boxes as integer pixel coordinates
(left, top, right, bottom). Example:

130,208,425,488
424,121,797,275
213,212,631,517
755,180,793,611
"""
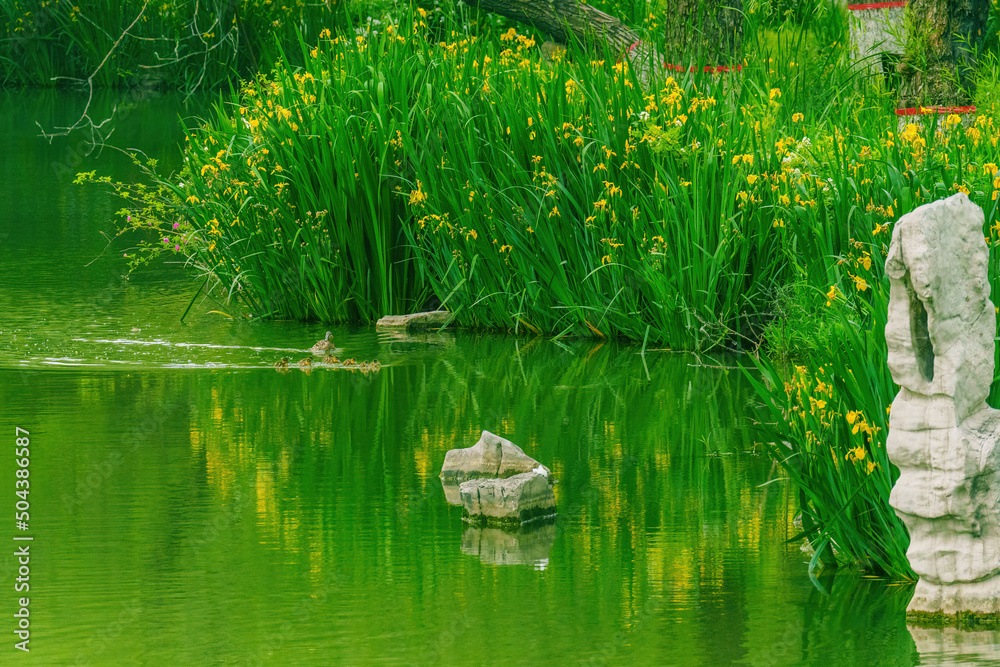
87,4,1000,336
82,4,865,338
746,295,912,579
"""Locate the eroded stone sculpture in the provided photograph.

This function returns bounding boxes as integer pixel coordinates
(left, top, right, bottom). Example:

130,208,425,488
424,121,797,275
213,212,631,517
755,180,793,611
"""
885,192,1000,617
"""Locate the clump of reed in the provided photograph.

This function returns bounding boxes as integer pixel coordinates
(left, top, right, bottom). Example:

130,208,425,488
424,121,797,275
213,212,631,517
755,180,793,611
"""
95,5,1000,338
104,3,893,339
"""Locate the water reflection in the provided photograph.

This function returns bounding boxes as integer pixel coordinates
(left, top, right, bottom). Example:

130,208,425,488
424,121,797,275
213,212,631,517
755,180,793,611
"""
0,344,932,665
440,480,463,505
911,626,1000,666
461,521,556,568
737,573,918,666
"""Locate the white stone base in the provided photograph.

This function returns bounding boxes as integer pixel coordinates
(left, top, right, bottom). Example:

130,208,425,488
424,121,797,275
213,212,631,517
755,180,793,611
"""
908,577,1000,616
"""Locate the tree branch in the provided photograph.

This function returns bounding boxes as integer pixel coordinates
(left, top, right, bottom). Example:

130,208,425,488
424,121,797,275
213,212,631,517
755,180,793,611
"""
464,0,664,85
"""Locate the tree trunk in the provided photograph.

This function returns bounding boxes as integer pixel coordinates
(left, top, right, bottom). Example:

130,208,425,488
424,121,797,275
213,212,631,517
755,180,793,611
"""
897,0,989,107
462,0,665,86
661,0,743,67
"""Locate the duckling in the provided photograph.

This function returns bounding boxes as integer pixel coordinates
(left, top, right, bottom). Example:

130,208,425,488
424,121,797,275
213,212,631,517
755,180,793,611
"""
298,357,313,369
321,355,339,365
342,357,357,367
274,356,290,370
311,331,334,355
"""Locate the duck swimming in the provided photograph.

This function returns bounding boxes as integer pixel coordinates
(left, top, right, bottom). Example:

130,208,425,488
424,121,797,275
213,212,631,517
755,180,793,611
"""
311,331,333,354
298,358,313,369
274,357,290,370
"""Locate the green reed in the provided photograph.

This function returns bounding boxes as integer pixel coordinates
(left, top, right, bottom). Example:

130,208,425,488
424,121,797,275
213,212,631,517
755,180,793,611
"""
395,13,841,348
96,2,991,338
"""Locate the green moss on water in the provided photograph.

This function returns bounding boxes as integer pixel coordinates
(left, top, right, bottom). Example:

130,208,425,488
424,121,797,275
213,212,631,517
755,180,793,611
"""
462,513,522,528
462,506,558,527
907,610,1000,631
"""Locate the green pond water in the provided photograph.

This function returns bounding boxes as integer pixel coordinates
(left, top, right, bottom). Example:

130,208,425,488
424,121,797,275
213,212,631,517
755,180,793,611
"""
1,89,998,666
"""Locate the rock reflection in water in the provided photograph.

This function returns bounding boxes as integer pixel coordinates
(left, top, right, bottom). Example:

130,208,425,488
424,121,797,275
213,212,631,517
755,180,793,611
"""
909,626,1000,664
375,330,456,358
442,481,462,505
461,520,555,568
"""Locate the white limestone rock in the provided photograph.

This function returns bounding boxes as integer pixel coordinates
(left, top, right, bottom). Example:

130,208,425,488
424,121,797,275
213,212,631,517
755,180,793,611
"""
375,310,450,331
885,193,995,424
885,193,1000,617
440,430,551,484
458,471,556,525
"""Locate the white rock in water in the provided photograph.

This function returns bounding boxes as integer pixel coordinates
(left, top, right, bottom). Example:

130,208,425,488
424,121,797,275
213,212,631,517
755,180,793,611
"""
884,193,1000,617
375,310,450,331
440,430,551,484
459,471,556,525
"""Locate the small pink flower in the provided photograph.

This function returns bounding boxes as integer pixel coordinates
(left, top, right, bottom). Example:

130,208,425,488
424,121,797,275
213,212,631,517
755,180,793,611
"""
174,244,180,251
173,222,180,230
127,215,132,222
123,253,128,257
163,237,169,243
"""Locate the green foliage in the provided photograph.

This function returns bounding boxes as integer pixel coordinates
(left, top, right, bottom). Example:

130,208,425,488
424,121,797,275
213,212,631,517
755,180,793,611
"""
747,288,914,579
987,0,1000,53
74,161,187,274
748,2,876,116
94,4,1000,338
747,115,1000,579
974,51,1000,115
401,47,797,348
898,5,932,72
112,32,432,321
751,0,829,29
0,0,342,90
759,282,844,363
